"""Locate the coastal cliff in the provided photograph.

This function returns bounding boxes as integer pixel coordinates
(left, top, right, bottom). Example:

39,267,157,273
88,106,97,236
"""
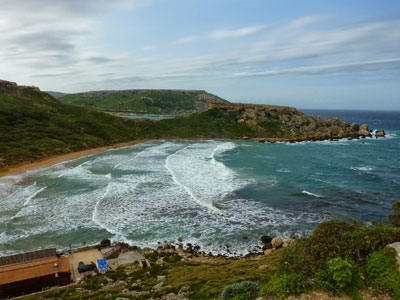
208,102,373,140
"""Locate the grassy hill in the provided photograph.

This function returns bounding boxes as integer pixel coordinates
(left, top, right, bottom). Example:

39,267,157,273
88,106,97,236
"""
51,89,227,115
0,81,140,167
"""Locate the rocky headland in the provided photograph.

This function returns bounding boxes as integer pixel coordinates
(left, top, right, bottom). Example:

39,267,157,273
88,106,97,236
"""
208,102,384,141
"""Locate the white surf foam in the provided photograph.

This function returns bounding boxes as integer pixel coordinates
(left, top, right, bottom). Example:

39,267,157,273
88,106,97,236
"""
165,142,246,214
351,166,373,172
277,168,292,173
302,190,324,198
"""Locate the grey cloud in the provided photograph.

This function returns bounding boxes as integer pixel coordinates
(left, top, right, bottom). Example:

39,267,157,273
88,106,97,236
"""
86,56,116,64
230,59,400,78
0,0,152,16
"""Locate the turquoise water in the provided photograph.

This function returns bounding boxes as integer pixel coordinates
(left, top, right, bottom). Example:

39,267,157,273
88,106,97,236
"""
0,110,399,256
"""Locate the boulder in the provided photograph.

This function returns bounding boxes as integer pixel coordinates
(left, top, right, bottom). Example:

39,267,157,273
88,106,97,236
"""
350,123,360,132
178,285,191,295
264,249,274,255
260,235,273,244
271,237,283,249
359,124,371,136
375,129,386,137
153,281,165,290
262,243,272,251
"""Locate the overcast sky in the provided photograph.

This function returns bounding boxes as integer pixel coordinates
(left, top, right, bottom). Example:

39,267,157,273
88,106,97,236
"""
1,0,399,109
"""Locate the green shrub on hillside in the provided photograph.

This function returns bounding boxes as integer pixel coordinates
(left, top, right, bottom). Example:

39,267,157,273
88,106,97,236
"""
261,273,308,299
220,282,260,300
365,251,400,298
389,201,400,227
281,220,400,277
315,257,361,298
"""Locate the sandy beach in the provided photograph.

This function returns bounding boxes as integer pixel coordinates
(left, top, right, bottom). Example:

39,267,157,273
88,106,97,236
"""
0,139,150,179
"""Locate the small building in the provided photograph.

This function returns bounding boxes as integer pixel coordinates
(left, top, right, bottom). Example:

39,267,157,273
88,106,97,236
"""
0,248,70,298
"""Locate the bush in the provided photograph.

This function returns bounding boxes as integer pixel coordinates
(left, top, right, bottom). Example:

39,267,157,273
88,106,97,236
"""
221,282,260,300
261,274,307,299
365,251,400,298
315,257,361,297
389,201,400,227
281,220,400,275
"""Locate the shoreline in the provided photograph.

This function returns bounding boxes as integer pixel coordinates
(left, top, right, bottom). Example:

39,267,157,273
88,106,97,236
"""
0,135,378,179
0,139,151,179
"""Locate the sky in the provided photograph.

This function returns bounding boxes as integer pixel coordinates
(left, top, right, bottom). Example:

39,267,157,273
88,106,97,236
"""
0,0,399,110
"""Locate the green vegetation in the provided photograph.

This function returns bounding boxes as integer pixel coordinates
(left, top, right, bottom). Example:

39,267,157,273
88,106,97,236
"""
365,250,400,298
315,258,361,298
221,282,260,300
54,89,226,115
389,201,400,227
261,273,307,299
133,109,283,139
0,82,139,167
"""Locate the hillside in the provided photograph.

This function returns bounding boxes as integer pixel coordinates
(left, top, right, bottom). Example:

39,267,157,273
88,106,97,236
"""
132,102,372,141
52,89,227,115
0,80,139,168
0,80,374,168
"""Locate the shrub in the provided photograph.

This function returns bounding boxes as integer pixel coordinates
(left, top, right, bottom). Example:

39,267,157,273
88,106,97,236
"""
389,201,400,227
261,274,307,299
365,251,400,298
220,282,260,300
280,220,400,275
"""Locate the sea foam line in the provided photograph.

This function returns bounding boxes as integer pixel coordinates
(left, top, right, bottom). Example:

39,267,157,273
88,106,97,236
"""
9,183,47,220
91,180,129,241
302,190,324,198
165,144,222,213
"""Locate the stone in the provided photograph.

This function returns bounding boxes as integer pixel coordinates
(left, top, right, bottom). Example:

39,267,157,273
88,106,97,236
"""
258,264,269,269
375,129,386,137
359,124,371,136
178,285,191,295
157,275,166,281
262,243,272,251
260,235,272,244
271,237,283,249
264,249,273,255
139,259,151,268
351,123,360,132
153,281,165,290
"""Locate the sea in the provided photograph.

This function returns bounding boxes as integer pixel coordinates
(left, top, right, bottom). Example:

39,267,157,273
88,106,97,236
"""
0,109,399,256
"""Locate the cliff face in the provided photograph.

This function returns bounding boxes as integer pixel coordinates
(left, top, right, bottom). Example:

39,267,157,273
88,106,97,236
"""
208,102,371,140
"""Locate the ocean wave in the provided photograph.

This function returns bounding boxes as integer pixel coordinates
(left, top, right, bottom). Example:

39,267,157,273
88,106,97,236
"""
276,168,292,173
351,166,373,172
165,144,223,213
302,190,324,198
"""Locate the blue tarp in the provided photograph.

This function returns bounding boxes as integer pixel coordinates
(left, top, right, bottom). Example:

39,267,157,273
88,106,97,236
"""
97,258,107,271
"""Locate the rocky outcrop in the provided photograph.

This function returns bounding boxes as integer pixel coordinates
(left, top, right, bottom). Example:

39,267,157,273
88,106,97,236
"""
208,102,375,141
375,129,386,137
